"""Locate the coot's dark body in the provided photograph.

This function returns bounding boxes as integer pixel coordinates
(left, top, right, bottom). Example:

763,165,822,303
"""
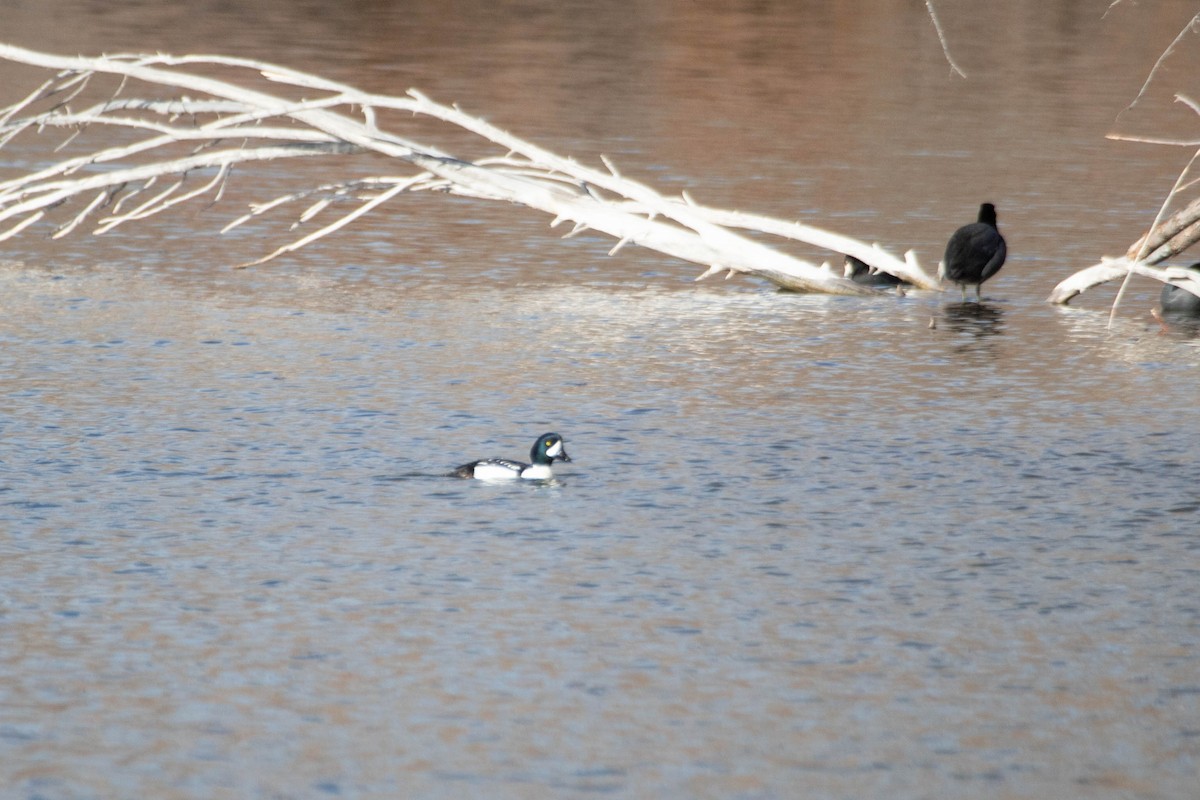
943,203,1006,302
1160,263,1200,318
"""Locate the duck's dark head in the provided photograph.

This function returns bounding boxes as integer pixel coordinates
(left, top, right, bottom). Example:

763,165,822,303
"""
531,433,571,465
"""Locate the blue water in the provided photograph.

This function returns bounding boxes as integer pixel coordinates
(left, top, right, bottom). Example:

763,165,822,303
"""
2,1,1199,797
3,261,1197,798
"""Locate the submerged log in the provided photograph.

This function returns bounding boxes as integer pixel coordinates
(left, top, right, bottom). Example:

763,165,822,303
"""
1047,75,1200,310
0,44,937,295
1048,256,1200,305
1046,203,1200,308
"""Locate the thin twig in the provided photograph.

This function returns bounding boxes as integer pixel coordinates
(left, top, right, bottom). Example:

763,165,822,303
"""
1121,12,1200,115
1108,147,1200,327
95,164,230,232
924,1,967,79
108,179,148,218
0,210,45,241
0,143,346,225
53,187,114,239
0,75,59,127
94,174,187,232
234,179,414,268
1107,132,1200,147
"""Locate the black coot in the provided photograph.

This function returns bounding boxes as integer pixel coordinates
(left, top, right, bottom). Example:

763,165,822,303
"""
843,255,907,288
942,203,1006,302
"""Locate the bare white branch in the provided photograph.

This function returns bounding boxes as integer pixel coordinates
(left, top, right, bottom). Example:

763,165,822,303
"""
53,188,112,239
0,44,938,296
109,179,151,218
0,143,349,226
1122,13,1200,115
924,1,967,79
234,179,415,269
1102,147,1200,322
1051,24,1200,312
0,209,44,241
219,177,410,233
96,163,231,233
93,174,187,233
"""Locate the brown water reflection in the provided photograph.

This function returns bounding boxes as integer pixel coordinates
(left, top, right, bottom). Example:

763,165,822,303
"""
2,2,1200,799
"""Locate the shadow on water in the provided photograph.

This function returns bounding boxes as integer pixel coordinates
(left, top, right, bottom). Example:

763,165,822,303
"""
376,471,568,489
941,302,1005,333
375,471,451,482
938,302,1005,357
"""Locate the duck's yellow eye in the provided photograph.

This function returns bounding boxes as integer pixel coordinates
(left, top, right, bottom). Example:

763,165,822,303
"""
545,439,554,447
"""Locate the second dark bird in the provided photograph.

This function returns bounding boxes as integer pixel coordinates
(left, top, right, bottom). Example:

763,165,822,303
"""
843,255,908,288
942,202,1006,302
1160,263,1200,318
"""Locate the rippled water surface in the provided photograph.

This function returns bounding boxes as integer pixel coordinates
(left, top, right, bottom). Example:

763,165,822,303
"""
2,2,1199,798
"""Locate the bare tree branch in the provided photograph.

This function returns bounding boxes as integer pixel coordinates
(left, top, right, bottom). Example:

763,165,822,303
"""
1105,146,1200,323
1048,29,1200,311
1121,13,1200,115
234,178,417,269
0,43,939,295
924,1,967,79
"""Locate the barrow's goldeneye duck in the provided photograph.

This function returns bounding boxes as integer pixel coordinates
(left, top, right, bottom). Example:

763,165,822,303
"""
449,433,572,480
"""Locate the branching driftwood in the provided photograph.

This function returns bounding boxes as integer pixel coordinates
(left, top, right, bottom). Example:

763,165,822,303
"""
0,44,938,294
1046,142,1200,307
1047,11,1200,310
